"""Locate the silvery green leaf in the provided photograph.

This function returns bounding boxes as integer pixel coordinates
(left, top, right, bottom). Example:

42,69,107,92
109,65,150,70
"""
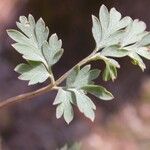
15,62,50,85
138,33,150,46
92,5,131,50
97,55,120,68
53,88,74,124
56,104,64,119
107,7,121,34
99,4,109,32
136,47,150,60
101,30,124,47
67,65,100,89
92,15,102,48
120,43,149,70
7,14,63,72
98,56,120,81
35,18,49,48
42,34,63,68
108,8,131,35
12,43,47,66
57,65,113,122
7,15,47,65
66,66,79,87
128,52,146,71
92,5,150,77
7,29,31,45
71,89,96,121
17,14,36,37
103,63,118,81
100,46,129,57
120,19,147,47
82,85,114,100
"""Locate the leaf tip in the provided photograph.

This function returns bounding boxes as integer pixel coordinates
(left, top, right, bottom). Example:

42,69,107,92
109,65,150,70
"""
6,29,13,35
65,120,72,125
100,4,107,10
91,15,97,22
90,116,95,122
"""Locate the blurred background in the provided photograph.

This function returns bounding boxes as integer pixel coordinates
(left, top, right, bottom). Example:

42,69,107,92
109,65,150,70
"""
0,0,150,149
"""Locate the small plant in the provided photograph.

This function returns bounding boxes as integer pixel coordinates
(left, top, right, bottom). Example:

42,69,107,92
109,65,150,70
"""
0,5,149,125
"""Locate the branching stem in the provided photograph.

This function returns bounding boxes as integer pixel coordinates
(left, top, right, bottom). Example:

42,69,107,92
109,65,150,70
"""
0,50,96,109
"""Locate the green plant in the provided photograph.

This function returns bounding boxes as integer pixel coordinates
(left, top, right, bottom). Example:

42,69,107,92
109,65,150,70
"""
0,5,150,124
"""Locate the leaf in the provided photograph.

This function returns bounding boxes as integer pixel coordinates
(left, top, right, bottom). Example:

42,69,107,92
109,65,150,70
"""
12,43,46,64
7,14,63,70
104,57,120,68
71,89,96,121
7,29,31,45
101,30,124,47
103,63,118,81
138,33,150,46
92,5,150,74
66,66,80,87
7,18,47,66
15,62,50,85
82,85,114,100
99,4,109,32
55,65,114,122
136,47,150,60
54,65,113,123
92,5,131,50
120,19,147,47
35,18,49,48
128,52,146,71
100,46,129,58
53,88,74,124
102,57,119,81
67,65,100,89
92,15,102,48
92,54,120,81
42,34,64,68
120,43,150,70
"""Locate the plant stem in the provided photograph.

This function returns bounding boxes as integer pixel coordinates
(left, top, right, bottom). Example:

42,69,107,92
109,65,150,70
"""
0,50,96,109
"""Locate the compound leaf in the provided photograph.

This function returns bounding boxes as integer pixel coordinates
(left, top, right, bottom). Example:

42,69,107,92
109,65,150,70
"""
67,65,100,89
7,14,63,71
92,5,131,50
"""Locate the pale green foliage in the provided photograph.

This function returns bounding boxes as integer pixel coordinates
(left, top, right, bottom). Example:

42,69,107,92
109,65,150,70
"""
92,5,131,49
54,65,113,123
66,65,100,88
7,14,63,84
15,61,50,85
92,5,150,81
82,85,114,100
42,34,64,69
6,5,150,124
53,88,74,124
